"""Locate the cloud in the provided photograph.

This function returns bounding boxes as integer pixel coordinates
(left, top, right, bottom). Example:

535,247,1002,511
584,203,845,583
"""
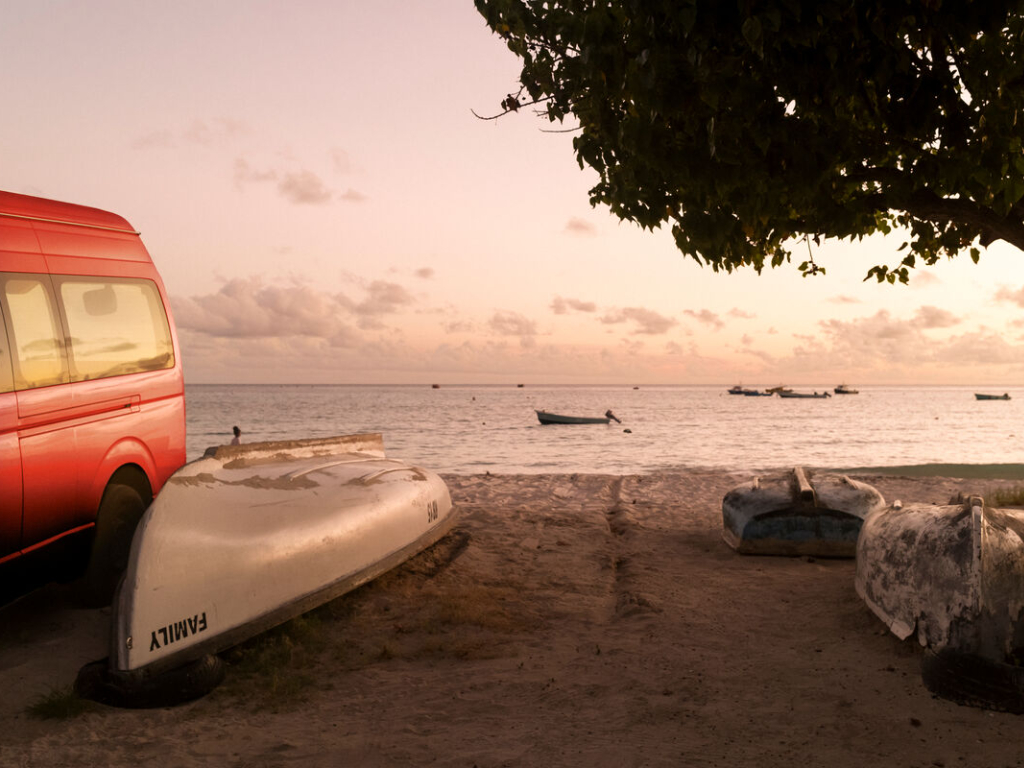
996,285,1024,308
235,157,360,205
173,276,415,344
551,296,597,315
488,311,537,347
913,305,960,329
277,169,333,205
338,188,367,202
356,281,414,316
565,217,596,235
829,295,861,304
728,308,755,319
182,118,247,146
132,118,247,150
909,271,942,288
683,309,724,330
415,267,435,280
234,158,278,185
131,130,175,150
173,278,358,346
601,307,677,334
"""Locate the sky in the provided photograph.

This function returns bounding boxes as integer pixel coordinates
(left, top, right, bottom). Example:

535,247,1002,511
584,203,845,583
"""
4,1,1024,386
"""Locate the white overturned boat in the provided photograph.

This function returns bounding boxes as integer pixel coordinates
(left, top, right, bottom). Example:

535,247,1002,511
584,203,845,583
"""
722,467,884,556
78,434,458,706
856,495,1024,711
856,494,1024,653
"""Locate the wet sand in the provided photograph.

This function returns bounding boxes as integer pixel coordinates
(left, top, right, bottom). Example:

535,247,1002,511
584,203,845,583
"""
2,469,1024,767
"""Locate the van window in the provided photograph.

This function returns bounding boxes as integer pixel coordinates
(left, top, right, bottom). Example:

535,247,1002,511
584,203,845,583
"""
0,307,13,394
56,278,174,381
2,276,67,390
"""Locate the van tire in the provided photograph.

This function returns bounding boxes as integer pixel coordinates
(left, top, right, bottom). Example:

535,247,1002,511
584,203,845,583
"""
79,483,147,607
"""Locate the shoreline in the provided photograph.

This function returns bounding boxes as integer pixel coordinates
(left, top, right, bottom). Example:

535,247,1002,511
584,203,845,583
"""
3,469,1023,767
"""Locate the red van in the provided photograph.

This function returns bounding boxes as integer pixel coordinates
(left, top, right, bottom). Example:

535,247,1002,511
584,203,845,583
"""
0,191,185,605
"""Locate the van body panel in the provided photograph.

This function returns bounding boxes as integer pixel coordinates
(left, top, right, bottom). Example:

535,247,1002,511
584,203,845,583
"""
0,392,21,560
0,190,186,599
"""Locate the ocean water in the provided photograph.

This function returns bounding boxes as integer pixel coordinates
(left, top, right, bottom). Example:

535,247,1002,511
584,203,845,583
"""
184,384,1024,475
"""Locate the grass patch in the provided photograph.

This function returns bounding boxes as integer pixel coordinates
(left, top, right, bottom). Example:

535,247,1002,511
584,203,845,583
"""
26,686,93,720
988,485,1024,507
218,612,330,710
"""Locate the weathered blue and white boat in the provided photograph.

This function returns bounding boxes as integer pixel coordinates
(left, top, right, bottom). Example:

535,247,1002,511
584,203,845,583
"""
722,467,884,556
78,433,458,706
536,409,621,425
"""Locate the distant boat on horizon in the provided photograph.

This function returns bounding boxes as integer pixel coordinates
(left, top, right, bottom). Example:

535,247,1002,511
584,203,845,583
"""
975,393,1011,400
834,384,859,395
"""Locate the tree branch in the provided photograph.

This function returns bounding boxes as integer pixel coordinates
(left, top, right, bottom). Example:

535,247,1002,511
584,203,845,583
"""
903,189,1024,250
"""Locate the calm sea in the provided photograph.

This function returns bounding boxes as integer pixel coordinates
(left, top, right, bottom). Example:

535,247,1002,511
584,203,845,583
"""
184,384,1024,475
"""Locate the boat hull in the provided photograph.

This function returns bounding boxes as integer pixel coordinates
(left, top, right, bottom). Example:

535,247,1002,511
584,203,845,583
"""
855,496,1024,658
111,433,458,677
722,468,884,557
975,394,1011,400
535,410,611,425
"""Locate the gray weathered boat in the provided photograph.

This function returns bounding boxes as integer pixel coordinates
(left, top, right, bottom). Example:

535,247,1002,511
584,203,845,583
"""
77,433,459,706
721,467,884,556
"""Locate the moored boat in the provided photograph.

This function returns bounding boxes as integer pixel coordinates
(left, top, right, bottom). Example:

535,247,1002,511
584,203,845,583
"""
721,467,884,556
81,433,458,705
834,384,859,394
536,409,620,425
778,390,831,398
975,393,1010,400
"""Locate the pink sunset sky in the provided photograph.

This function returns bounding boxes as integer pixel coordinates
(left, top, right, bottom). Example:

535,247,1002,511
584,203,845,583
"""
4,1,1024,386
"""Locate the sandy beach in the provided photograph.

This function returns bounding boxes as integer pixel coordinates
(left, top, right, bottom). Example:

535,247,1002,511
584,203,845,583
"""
3,469,1024,767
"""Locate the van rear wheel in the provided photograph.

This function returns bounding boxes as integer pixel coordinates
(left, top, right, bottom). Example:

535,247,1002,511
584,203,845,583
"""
79,483,147,607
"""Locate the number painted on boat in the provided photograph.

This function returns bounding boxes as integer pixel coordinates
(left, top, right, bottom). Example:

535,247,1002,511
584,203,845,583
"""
427,500,439,523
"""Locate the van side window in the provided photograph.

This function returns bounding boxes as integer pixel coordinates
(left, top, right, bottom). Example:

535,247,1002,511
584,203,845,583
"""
56,278,174,381
0,306,13,394
1,276,67,390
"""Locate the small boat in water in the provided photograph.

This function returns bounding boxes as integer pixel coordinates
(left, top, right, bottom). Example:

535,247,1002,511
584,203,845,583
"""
765,386,793,395
742,390,774,396
722,467,884,556
975,393,1010,400
536,409,620,425
778,390,831,399
834,384,859,394
80,433,458,706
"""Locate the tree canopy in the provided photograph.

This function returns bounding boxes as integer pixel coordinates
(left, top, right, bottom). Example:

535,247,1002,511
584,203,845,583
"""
475,0,1024,282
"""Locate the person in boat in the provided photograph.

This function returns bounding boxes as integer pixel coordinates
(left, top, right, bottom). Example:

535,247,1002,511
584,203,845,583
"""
231,426,241,445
